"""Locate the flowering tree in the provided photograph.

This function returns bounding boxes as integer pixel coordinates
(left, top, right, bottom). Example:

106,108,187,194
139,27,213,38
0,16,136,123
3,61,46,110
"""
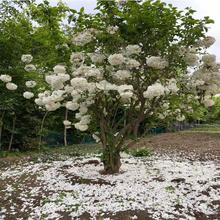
0,0,71,150
34,0,219,173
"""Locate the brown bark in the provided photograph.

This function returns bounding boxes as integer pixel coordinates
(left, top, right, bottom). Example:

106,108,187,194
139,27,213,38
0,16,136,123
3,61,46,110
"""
8,115,16,151
64,109,68,147
102,147,121,174
0,111,5,150
38,111,48,150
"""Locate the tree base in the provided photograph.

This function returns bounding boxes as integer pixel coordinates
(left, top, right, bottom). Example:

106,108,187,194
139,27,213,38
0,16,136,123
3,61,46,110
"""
102,149,121,174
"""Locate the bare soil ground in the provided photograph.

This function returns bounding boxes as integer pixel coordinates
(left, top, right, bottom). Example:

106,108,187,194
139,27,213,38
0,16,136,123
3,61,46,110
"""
128,132,220,161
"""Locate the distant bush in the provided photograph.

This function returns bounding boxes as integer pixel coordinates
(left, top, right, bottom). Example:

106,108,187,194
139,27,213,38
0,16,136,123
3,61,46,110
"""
129,148,152,157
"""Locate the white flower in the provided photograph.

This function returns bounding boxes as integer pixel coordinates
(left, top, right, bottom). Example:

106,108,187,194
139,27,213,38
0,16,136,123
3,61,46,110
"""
0,74,12,82
79,105,88,114
35,98,44,106
23,91,34,99
176,115,185,122
80,115,91,124
107,26,119,34
146,56,168,69
66,101,79,111
25,80,37,88
21,54,33,64
125,58,140,69
96,80,118,91
166,78,179,93
85,68,102,79
120,91,133,100
125,45,141,55
72,30,94,46
63,120,72,128
203,97,215,107
6,82,17,90
92,133,100,143
72,66,93,77
158,113,166,120
143,82,165,99
108,54,125,66
70,52,84,64
24,64,36,72
71,77,88,91
184,53,199,67
198,36,216,48
53,65,66,74
118,85,133,93
74,123,88,131
45,102,61,111
114,70,131,80
64,85,74,93
202,54,216,66
89,53,105,64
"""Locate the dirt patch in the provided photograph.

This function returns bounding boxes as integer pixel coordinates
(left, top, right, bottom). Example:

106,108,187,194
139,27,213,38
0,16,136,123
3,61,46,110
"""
128,133,220,160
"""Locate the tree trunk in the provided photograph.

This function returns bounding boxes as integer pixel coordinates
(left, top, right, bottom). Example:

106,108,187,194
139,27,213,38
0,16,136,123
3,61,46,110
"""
8,115,16,151
38,111,48,150
102,147,121,174
0,111,5,150
64,109,68,147
133,121,140,138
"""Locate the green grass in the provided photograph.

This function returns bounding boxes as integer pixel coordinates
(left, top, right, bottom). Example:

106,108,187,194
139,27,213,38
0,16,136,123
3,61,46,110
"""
0,144,102,160
180,123,220,134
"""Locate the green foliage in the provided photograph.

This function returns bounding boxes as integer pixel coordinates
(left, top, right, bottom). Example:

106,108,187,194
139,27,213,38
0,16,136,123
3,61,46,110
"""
128,148,152,157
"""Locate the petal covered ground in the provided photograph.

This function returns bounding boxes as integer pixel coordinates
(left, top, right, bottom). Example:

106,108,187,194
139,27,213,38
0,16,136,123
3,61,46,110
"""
0,154,219,220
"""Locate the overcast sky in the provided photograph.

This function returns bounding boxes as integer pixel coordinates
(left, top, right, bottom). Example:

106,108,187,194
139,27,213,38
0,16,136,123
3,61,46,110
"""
37,0,220,61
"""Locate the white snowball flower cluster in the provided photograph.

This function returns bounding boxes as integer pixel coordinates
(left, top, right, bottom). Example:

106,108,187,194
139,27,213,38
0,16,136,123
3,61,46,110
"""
146,56,168,69
202,54,216,66
23,91,34,99
70,52,84,65
71,77,90,91
6,82,17,90
176,115,185,122
118,85,134,101
45,102,61,111
106,26,119,34
35,90,64,111
45,65,70,90
92,132,100,143
203,97,215,107
96,80,118,91
89,53,105,64
143,82,165,99
198,36,216,48
0,74,12,82
63,120,72,128
24,64,36,72
72,29,97,46
21,54,33,64
108,54,125,66
74,115,91,131
125,58,140,69
114,70,131,80
66,101,79,111
166,78,179,93
25,80,37,88
125,45,141,55
53,65,66,74
184,52,199,67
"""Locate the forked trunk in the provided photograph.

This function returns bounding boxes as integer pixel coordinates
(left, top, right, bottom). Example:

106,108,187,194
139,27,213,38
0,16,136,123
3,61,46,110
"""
102,147,121,174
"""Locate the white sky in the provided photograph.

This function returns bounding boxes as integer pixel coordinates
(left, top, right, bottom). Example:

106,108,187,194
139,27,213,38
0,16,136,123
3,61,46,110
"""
37,0,220,61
